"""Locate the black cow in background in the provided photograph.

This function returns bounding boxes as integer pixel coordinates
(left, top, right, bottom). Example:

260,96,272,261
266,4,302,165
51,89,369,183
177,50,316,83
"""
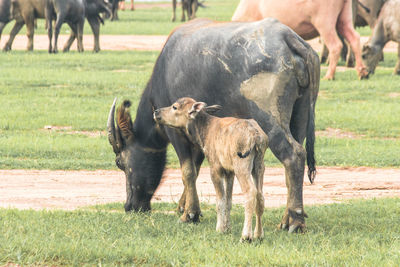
0,0,11,42
63,0,111,52
108,18,319,233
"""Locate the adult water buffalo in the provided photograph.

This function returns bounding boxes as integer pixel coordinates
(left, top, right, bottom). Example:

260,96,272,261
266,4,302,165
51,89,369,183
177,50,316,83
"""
362,0,400,75
62,0,111,52
46,0,85,53
107,18,320,233
3,0,47,51
0,0,11,42
232,0,368,80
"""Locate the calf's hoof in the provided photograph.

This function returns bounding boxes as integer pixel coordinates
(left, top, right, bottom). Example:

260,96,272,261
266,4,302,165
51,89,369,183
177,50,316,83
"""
278,208,307,234
357,67,369,80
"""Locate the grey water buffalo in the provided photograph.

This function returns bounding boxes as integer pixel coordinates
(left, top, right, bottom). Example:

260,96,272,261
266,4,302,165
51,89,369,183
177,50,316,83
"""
63,0,111,52
154,97,268,241
171,0,198,22
107,18,319,233
362,0,400,75
232,0,368,80
0,0,11,42
46,0,85,53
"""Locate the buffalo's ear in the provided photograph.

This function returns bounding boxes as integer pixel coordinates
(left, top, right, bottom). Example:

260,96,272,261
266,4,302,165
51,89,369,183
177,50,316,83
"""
362,43,371,53
188,102,206,119
117,100,135,143
204,105,222,114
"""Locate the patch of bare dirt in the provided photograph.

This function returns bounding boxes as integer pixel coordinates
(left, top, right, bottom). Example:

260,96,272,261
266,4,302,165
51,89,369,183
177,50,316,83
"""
316,128,366,139
1,167,399,210
42,126,106,138
0,34,397,53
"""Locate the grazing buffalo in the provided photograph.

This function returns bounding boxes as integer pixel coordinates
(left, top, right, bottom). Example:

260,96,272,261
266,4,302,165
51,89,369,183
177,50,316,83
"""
63,0,111,52
0,0,11,42
232,0,368,80
46,0,85,53
171,0,198,22
362,0,400,75
154,97,269,241
107,18,319,233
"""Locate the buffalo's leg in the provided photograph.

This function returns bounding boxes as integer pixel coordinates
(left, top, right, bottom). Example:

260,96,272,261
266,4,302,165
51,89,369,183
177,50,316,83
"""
394,44,400,75
181,0,187,22
24,15,35,51
337,0,368,79
0,22,6,42
171,0,177,21
76,18,84,52
3,21,24,51
63,22,77,52
190,0,197,20
168,130,204,222
87,16,100,52
52,14,66,53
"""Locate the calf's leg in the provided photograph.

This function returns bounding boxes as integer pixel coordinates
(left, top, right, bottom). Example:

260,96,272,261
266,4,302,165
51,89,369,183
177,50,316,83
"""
235,163,257,242
252,154,265,239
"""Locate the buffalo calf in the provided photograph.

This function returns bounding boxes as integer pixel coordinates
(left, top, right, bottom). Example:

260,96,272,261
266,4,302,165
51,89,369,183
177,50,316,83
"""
154,97,268,241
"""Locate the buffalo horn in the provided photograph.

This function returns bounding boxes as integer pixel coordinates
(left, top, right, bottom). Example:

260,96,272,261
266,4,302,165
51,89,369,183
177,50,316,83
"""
107,98,119,154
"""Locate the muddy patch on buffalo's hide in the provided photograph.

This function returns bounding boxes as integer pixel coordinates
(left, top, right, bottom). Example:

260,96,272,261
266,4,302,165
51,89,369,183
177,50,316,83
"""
239,72,291,114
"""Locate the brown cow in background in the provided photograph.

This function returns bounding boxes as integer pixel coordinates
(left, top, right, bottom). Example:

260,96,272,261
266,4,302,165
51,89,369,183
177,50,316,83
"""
232,0,369,80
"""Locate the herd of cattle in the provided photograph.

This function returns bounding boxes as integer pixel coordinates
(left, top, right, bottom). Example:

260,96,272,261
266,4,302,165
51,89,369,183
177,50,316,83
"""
1,0,398,240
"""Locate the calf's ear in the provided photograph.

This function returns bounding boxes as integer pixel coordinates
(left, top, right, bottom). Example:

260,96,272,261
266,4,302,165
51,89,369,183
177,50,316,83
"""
204,105,222,114
188,102,206,119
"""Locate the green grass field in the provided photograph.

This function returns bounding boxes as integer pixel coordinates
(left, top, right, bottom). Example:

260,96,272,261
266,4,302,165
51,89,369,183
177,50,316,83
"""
0,198,399,266
1,51,399,169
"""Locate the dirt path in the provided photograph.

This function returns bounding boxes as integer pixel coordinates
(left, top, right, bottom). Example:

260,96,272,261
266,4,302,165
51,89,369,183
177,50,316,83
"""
1,167,399,210
0,35,398,53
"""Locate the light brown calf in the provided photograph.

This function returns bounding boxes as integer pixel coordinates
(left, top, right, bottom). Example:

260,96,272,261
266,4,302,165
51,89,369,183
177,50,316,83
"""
154,97,268,241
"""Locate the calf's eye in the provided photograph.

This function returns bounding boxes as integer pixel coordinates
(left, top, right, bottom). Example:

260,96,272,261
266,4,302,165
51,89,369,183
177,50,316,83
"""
172,106,177,110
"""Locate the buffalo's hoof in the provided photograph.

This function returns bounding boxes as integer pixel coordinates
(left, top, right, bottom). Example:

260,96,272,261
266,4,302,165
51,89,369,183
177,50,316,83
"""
393,68,400,75
278,208,307,234
357,67,369,80
179,210,201,223
3,45,11,52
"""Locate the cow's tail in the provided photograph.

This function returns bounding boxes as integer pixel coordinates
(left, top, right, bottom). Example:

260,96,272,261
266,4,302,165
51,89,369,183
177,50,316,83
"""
284,30,320,184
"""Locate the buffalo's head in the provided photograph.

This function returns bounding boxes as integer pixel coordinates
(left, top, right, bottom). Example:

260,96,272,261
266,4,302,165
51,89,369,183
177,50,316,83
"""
107,98,166,212
362,43,381,75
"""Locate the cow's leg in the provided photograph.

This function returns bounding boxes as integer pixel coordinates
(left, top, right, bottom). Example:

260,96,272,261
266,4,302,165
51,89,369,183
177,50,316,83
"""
87,17,100,52
337,0,368,79
168,130,204,222
171,0,177,21
394,44,400,75
252,154,265,240
63,22,77,53
235,163,257,242
3,21,24,51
